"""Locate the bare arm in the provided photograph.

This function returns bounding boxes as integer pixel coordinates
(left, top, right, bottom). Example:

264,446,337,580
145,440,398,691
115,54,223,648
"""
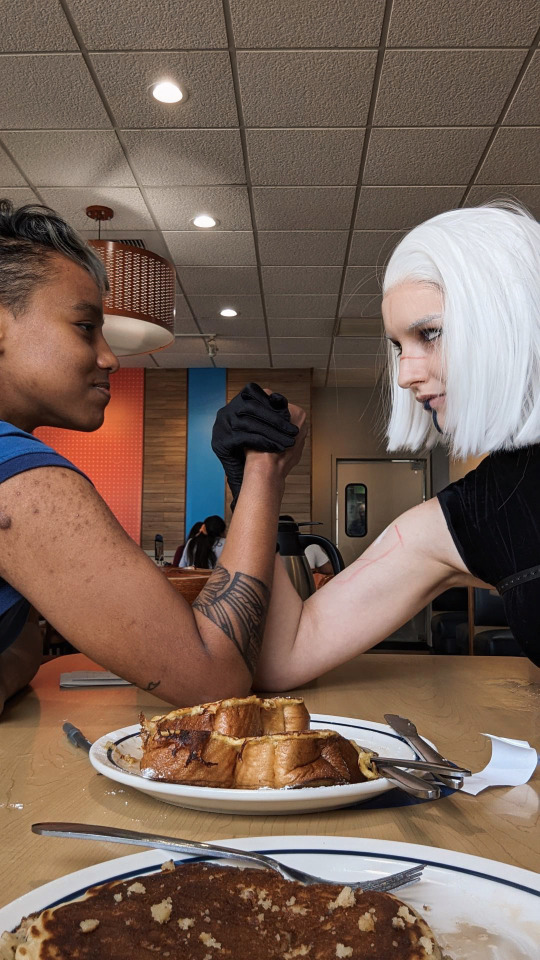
0,608,42,715
0,430,304,707
255,497,487,690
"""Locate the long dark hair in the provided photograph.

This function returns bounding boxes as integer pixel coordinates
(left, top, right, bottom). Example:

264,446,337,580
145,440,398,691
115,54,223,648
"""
186,515,226,569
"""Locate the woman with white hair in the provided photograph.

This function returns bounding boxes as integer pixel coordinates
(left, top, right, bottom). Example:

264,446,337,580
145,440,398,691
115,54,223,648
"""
213,202,540,679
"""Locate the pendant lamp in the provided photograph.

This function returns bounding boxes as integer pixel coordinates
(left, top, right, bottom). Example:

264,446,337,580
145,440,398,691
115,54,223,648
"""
86,205,175,357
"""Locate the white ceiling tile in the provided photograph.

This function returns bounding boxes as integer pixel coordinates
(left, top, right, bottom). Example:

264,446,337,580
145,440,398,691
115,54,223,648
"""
154,352,212,367
230,0,385,47
0,187,43,205
266,294,337,319
465,185,540,219
268,318,334,337
175,293,194,319
0,1,76,51
374,51,526,126
118,355,156,367
387,0,539,46
343,267,381,296
197,316,267,336
68,0,227,49
505,51,539,125
164,231,256,266
3,131,135,187
215,354,270,368
161,337,208,357
246,129,365,186
91,52,238,128
338,318,384,337
0,146,25,186
145,186,252,230
0,55,110,129
179,266,260,295
254,188,355,230
478,128,540,184
237,51,377,127
121,129,245,186
214,337,268,354
349,230,406,266
258,231,348,266
364,128,492,185
274,354,328,368
271,337,330,354
262,267,342,296
333,337,384,355
189,293,263,319
340,293,382,318
355,186,465,230
40,187,154,230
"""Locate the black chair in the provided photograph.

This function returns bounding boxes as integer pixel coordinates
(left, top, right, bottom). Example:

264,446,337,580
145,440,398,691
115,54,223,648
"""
454,588,524,657
430,588,468,654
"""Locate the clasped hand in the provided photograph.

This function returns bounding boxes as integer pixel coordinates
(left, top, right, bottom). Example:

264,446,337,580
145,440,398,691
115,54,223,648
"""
212,382,307,507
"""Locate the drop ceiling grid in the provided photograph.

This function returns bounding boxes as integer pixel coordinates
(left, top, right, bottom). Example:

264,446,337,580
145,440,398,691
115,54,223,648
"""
0,0,537,376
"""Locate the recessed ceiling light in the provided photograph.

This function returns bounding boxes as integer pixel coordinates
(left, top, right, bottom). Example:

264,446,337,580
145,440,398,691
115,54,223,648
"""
192,214,218,229
220,308,238,318
152,81,183,103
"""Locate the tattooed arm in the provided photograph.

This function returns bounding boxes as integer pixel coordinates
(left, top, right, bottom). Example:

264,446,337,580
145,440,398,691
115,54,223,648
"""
254,497,482,690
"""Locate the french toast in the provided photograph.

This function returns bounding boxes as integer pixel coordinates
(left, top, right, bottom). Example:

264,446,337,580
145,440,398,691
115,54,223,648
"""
139,728,379,789
139,696,379,789
3,861,444,959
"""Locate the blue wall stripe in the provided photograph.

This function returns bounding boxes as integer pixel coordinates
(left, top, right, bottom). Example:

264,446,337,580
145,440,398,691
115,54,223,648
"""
185,368,226,538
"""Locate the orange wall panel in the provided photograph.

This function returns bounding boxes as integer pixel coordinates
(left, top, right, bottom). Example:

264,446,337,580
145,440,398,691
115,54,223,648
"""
35,369,144,544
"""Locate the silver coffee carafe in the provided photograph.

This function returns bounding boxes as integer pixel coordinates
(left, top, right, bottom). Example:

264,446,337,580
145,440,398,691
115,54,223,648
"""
277,516,344,600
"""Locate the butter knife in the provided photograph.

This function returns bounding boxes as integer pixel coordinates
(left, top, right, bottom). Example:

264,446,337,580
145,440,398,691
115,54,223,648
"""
384,715,465,791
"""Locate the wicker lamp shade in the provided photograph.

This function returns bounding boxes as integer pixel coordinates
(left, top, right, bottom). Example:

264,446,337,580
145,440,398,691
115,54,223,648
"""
89,239,175,357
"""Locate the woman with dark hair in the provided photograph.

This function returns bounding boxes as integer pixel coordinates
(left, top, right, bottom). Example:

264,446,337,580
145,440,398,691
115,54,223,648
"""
0,200,306,714
180,516,226,569
172,521,202,567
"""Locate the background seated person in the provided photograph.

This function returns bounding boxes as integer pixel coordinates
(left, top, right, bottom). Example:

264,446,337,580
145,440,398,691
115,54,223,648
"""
179,516,226,569
304,543,333,576
173,520,202,567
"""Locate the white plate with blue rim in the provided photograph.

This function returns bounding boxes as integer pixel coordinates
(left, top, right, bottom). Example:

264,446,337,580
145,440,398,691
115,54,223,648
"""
0,836,538,957
88,714,437,814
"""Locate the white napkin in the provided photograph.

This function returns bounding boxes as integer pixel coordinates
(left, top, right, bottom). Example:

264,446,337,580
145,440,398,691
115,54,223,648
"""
460,733,538,795
59,671,132,687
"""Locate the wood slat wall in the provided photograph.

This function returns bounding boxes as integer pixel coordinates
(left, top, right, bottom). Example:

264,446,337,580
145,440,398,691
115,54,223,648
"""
141,369,187,554
226,370,312,522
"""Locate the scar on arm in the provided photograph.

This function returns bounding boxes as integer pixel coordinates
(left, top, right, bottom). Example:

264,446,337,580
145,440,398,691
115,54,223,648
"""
338,524,403,584
0,512,12,530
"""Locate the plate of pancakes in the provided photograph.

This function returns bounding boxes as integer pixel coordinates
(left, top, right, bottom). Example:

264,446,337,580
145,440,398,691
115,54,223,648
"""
1,835,538,958
89,695,432,814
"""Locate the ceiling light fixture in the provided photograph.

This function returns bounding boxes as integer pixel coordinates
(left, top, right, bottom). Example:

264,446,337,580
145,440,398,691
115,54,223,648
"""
86,205,175,357
152,81,183,103
220,308,237,318
192,214,218,229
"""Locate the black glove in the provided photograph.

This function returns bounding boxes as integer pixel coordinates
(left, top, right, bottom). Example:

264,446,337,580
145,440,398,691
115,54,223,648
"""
212,382,299,510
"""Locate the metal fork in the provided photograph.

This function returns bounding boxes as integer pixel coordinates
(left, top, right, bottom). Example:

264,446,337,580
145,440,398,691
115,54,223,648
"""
32,822,424,892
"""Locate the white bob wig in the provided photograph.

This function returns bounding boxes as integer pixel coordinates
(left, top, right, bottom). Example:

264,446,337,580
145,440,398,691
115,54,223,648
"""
383,202,540,459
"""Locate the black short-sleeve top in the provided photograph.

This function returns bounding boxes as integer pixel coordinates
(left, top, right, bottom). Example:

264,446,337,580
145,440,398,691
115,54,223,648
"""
437,444,540,666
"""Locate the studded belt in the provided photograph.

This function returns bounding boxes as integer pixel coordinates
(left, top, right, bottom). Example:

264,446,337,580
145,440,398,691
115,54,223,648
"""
496,565,540,594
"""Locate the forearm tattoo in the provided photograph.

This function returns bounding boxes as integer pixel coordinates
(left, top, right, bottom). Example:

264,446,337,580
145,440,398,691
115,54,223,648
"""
193,564,270,675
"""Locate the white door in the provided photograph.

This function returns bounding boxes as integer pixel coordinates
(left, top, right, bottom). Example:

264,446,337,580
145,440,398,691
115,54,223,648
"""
336,459,428,644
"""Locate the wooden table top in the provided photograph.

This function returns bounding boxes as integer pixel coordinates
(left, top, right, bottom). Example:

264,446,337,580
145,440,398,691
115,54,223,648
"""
1,652,538,907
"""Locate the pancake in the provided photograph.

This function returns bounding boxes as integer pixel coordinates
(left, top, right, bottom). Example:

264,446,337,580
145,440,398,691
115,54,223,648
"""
139,728,380,789
4,861,444,959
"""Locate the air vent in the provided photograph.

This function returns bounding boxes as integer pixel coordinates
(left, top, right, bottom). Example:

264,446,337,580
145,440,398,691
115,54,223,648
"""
115,238,147,249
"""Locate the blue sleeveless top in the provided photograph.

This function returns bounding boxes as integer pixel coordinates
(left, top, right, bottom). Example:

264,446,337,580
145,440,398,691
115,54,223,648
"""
0,422,88,653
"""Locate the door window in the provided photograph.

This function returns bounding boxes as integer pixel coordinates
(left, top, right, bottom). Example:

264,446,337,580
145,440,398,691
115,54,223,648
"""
345,483,367,537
